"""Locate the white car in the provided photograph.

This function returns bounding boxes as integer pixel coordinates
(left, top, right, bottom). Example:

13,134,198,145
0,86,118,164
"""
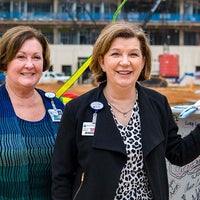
38,72,70,84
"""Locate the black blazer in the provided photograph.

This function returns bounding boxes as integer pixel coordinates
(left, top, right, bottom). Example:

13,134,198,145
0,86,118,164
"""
52,82,200,200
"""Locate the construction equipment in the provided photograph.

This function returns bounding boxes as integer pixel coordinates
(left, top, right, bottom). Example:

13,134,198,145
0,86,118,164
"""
141,0,162,29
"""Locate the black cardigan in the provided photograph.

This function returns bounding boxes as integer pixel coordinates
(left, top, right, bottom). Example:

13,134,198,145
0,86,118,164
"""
52,82,200,200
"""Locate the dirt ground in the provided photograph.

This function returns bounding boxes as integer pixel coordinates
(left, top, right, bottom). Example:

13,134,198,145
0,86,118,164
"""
36,83,200,106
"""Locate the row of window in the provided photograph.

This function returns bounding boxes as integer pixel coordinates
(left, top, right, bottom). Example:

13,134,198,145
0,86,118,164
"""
1,11,200,22
41,29,200,46
0,0,200,22
1,0,199,14
0,24,198,46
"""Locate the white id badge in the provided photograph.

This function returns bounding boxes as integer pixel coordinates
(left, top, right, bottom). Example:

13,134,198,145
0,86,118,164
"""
82,122,96,136
48,109,63,122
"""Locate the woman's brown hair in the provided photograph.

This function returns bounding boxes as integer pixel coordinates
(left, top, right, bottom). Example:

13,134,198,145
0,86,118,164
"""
0,25,50,72
90,21,152,85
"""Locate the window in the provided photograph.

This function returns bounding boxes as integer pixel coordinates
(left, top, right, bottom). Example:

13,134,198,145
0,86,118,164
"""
77,57,91,84
27,2,51,12
184,32,198,45
62,65,71,76
59,29,77,44
148,29,179,45
42,31,53,44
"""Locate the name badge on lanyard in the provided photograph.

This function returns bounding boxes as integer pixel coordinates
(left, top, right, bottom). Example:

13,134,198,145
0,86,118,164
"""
81,101,104,136
45,92,63,122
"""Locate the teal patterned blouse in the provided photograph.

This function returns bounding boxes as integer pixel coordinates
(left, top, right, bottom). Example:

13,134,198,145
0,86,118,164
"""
0,85,64,200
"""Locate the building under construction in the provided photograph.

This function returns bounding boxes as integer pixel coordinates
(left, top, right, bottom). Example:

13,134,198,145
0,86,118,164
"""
0,0,200,82
0,0,199,45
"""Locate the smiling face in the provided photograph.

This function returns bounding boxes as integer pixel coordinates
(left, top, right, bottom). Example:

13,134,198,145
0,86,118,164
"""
98,37,145,89
6,38,44,90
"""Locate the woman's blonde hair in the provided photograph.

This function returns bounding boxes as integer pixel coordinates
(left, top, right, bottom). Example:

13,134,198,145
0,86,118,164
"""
90,21,152,85
0,25,50,71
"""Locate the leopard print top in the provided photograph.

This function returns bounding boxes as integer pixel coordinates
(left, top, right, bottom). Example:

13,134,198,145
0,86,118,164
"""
111,99,153,200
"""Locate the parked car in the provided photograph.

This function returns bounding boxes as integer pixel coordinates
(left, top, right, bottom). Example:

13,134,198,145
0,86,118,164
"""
38,72,70,84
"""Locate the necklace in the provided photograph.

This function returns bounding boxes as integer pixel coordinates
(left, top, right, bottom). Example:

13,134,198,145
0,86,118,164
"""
108,102,133,118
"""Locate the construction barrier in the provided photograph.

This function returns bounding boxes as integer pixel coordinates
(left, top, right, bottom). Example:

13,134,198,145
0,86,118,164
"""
168,107,200,199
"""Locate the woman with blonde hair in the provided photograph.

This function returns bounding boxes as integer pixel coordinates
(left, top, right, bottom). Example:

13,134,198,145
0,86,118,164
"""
52,21,200,200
